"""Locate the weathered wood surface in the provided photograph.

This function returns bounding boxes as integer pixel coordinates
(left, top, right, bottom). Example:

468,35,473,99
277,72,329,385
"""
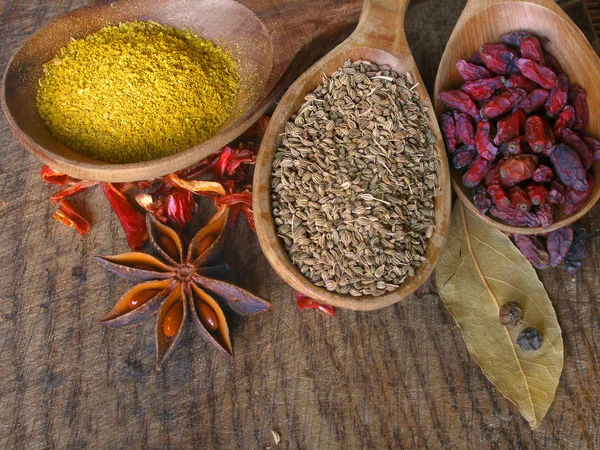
0,1,598,449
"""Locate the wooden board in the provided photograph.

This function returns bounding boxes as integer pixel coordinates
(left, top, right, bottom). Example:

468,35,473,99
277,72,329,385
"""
0,0,598,448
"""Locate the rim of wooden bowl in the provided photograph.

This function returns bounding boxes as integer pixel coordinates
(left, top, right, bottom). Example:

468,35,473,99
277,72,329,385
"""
433,1,600,236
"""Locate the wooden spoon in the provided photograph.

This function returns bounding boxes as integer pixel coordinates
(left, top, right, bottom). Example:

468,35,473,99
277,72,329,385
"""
253,0,452,311
1,0,361,182
434,0,600,235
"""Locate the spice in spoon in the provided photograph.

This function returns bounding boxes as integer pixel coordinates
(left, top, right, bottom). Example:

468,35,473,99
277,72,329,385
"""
271,60,440,297
37,21,239,164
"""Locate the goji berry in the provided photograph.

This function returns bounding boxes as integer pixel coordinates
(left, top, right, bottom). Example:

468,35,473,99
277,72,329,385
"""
495,110,526,145
472,185,493,214
456,59,491,81
452,145,477,169
488,184,511,208
508,186,532,211
544,73,569,117
516,58,556,89
499,136,527,155
536,203,554,228
475,121,498,161
550,143,588,192
503,73,538,92
563,173,594,215
547,226,573,267
532,165,553,183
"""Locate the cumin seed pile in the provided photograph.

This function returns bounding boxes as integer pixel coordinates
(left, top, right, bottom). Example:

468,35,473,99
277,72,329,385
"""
271,60,440,297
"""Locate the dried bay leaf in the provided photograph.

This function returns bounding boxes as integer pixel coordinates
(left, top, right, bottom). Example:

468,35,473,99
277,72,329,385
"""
435,202,563,429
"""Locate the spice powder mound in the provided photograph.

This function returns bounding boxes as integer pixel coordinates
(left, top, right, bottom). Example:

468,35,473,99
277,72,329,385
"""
271,60,440,297
37,21,239,164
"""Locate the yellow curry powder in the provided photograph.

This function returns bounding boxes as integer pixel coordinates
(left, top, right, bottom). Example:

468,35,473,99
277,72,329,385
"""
37,21,239,164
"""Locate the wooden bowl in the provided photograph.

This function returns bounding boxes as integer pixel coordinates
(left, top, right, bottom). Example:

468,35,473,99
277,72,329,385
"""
254,0,452,311
1,0,361,182
434,0,600,235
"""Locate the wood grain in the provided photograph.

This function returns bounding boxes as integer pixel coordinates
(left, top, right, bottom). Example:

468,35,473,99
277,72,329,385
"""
0,0,599,449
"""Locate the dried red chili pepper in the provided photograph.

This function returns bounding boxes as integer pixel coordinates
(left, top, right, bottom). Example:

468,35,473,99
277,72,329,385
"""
553,105,575,138
516,58,556,89
583,136,600,162
454,112,475,148
568,85,589,133
525,115,555,156
480,43,518,74
296,292,336,317
452,145,476,169
518,89,550,115
500,154,538,185
472,186,492,214
50,180,99,204
562,128,592,169
564,228,589,276
462,156,491,188
494,110,525,145
40,166,69,186
499,136,527,156
513,235,549,269
480,88,526,119
488,184,510,209
520,36,545,64
491,206,540,227
456,59,491,81
546,226,573,267
543,53,563,74
544,73,569,117
101,183,148,250
550,143,588,192
475,121,498,160
215,191,255,231
499,31,532,48
525,183,549,206
502,74,538,92
508,186,531,211
440,112,457,152
52,200,91,236
532,165,553,183
438,90,480,119
563,173,594,215
536,203,554,228
461,76,504,101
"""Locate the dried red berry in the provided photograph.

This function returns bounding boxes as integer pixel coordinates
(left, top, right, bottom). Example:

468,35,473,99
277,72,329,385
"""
494,110,526,145
513,235,549,269
544,73,569,117
462,156,491,188
568,85,589,133
553,105,575,138
500,154,538,185
508,186,531,211
525,115,555,156
551,143,588,192
439,90,480,119
547,226,574,267
454,111,475,148
516,58,556,89
525,183,549,206
461,76,504,101
440,112,457,153
518,89,550,115
480,43,518,74
562,128,592,169
475,121,498,161
456,59,492,81
520,36,545,64
488,184,510,209
480,89,526,119
532,165,553,183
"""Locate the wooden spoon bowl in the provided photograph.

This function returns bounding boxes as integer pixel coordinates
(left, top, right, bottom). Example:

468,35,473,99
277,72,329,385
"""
434,0,600,235
254,0,452,311
1,0,361,182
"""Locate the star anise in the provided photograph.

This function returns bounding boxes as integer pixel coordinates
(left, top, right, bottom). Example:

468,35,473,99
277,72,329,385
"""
96,206,271,370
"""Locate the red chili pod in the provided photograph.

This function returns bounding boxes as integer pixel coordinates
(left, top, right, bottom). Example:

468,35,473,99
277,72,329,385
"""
462,156,491,188
494,110,526,145
50,180,99,204
454,111,475,148
440,112,457,152
518,89,550,115
475,121,499,161
101,183,149,250
553,105,575,138
52,200,91,236
544,73,569,117
460,76,504,101
562,128,592,169
438,90,480,119
456,59,491,81
480,43,518,74
568,85,589,133
296,293,336,317
480,88,526,119
516,58,556,89
525,116,555,156
520,36,545,65
41,166,69,186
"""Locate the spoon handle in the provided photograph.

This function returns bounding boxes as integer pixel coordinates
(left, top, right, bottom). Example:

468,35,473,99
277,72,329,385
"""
351,0,412,55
